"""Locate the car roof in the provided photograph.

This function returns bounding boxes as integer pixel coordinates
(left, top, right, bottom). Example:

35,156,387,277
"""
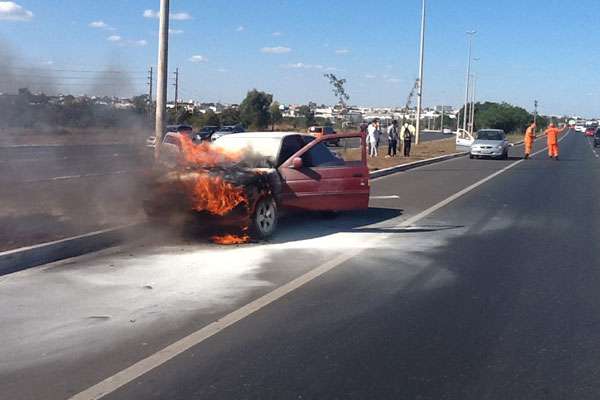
218,131,311,139
477,129,504,133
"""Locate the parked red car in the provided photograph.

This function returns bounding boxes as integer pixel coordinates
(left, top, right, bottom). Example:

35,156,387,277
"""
145,131,369,239
585,127,596,137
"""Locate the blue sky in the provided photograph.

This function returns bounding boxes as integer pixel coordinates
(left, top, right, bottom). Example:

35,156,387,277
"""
0,0,598,116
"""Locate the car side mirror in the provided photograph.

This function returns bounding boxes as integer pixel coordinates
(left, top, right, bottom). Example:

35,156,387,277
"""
291,157,303,169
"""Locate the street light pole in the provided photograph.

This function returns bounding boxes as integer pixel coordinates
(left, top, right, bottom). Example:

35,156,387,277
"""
415,0,426,145
154,0,170,159
462,31,476,133
469,74,477,134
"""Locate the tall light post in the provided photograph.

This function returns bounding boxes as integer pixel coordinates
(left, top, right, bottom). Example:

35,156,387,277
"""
469,74,477,134
468,57,479,134
415,0,426,145
154,0,170,159
462,30,477,132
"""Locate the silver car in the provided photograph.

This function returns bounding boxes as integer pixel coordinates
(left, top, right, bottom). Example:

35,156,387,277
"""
470,129,511,159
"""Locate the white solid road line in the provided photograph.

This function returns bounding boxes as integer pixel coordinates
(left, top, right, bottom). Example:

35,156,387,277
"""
69,131,570,400
370,195,400,200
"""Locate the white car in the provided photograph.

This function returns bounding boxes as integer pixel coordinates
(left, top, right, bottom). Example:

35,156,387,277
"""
470,129,511,160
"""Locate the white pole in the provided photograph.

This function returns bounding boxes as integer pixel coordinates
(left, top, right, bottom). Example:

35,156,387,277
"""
154,0,170,159
470,75,477,134
415,0,426,145
462,31,476,132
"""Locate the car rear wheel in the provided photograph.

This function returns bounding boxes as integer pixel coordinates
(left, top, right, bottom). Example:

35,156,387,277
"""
469,154,474,159
251,196,278,239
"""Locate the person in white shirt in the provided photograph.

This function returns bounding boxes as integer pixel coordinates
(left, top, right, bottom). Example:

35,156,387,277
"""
386,120,399,157
401,121,415,157
367,120,379,157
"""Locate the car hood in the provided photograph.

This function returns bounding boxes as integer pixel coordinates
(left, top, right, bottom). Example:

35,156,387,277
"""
472,139,503,146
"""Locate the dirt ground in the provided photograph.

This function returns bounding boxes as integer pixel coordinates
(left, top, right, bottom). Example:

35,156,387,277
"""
338,138,459,171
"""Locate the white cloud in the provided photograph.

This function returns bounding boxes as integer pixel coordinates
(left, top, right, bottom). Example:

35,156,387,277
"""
216,68,228,73
365,74,377,79
189,55,207,63
272,31,282,36
335,48,350,55
143,9,157,18
386,77,402,84
261,46,291,54
107,35,122,42
89,20,107,28
132,39,147,47
283,62,323,70
236,25,244,32
169,28,183,35
41,60,54,65
143,9,192,20
0,1,33,21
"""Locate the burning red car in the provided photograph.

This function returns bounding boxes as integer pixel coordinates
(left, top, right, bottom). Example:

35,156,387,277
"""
144,131,369,240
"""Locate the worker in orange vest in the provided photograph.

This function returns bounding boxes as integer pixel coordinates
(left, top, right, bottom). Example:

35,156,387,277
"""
545,123,561,160
524,121,536,159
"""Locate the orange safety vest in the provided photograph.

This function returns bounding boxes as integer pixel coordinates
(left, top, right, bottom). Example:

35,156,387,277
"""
545,127,559,145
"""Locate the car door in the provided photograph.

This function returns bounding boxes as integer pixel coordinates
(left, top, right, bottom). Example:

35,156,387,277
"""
278,133,369,211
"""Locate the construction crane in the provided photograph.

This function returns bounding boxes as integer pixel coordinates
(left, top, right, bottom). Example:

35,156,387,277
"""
404,78,419,111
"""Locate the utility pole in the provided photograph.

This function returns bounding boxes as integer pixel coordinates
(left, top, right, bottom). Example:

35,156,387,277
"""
154,0,169,159
173,67,179,114
534,100,538,125
440,105,445,132
415,0,426,145
147,66,153,117
469,74,477,134
462,31,477,132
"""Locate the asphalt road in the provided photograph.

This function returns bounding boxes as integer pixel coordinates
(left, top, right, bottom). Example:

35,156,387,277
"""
5,130,599,400
0,144,146,183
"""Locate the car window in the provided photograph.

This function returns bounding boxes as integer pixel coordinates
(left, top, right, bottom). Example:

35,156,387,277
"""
278,135,306,166
301,141,345,168
163,135,181,148
477,131,504,140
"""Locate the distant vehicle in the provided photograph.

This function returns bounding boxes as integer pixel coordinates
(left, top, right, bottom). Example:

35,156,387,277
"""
442,128,453,135
146,131,369,239
308,126,339,145
146,124,193,148
585,127,596,137
594,129,600,147
469,129,511,160
195,125,220,141
575,125,586,133
210,125,245,141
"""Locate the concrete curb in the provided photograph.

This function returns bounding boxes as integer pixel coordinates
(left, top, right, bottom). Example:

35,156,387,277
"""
0,223,146,276
369,152,469,179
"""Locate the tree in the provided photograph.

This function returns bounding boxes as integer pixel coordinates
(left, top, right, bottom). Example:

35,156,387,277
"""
298,105,315,128
239,89,273,129
202,109,221,126
220,107,241,126
132,94,150,114
270,101,283,130
323,73,350,106
473,102,531,133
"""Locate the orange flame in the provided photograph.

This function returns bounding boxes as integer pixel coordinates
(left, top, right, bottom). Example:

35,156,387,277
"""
211,234,250,245
184,174,247,216
174,134,248,216
178,134,241,167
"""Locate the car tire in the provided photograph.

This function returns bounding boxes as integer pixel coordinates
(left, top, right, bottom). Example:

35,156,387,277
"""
469,154,474,159
250,196,278,239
